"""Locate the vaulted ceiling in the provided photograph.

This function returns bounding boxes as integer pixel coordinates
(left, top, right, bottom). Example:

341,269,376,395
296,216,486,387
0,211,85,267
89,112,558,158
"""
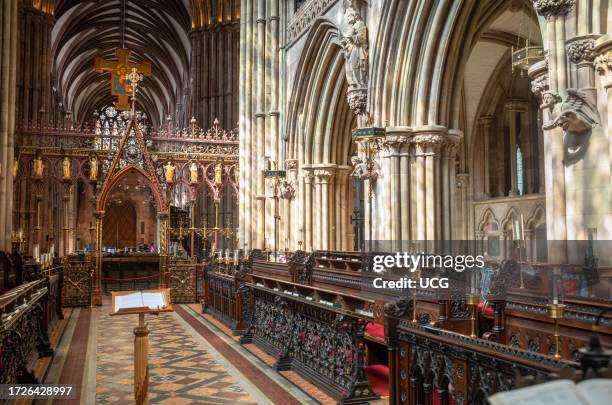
52,0,191,126
50,0,239,127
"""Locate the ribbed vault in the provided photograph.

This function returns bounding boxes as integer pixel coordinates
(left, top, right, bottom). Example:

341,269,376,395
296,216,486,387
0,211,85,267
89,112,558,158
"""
52,0,191,127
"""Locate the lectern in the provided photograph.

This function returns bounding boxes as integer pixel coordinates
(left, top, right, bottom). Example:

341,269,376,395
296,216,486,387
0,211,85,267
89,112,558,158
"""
111,288,173,404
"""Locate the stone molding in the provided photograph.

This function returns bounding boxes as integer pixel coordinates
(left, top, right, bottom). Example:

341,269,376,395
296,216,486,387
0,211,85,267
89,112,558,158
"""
287,0,338,42
504,99,529,112
532,0,575,18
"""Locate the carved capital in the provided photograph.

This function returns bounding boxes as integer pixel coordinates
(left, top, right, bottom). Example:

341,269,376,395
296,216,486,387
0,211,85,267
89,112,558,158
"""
314,168,335,183
285,159,299,170
346,88,367,116
302,169,315,184
594,51,612,76
566,38,596,64
532,0,575,18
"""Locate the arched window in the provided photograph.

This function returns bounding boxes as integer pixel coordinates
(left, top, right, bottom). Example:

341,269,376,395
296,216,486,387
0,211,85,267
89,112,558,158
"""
516,144,524,196
94,106,129,151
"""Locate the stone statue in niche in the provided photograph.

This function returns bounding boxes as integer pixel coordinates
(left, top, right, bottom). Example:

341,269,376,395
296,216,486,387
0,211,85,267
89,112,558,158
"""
340,0,368,89
33,154,43,178
89,154,99,181
214,160,223,185
189,161,198,183
544,89,600,137
163,159,175,183
62,157,71,179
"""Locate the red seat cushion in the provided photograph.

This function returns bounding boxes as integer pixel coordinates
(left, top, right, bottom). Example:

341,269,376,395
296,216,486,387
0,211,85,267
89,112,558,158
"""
366,364,389,397
365,322,385,340
477,302,495,316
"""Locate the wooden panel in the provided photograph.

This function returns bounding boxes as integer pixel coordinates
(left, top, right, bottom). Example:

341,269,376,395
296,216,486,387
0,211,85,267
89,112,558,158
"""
103,201,137,248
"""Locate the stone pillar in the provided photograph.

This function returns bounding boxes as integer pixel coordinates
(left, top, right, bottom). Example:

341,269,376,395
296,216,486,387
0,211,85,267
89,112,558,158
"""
532,0,575,261
383,136,403,250
0,0,18,250
315,167,334,251
594,37,612,242
410,128,460,248
335,166,351,250
302,168,314,251
478,115,494,198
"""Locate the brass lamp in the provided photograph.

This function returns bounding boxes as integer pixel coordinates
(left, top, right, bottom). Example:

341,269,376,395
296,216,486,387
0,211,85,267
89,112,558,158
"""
466,267,482,338
547,266,566,359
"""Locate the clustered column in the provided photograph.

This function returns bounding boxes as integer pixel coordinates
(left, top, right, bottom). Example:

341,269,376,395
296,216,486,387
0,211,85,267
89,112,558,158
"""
0,0,18,251
239,0,282,250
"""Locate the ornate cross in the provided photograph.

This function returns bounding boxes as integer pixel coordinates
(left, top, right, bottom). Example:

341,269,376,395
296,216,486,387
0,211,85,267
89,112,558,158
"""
94,48,151,110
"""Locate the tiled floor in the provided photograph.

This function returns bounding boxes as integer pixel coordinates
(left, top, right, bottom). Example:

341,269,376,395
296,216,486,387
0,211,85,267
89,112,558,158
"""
94,308,258,404
45,302,313,404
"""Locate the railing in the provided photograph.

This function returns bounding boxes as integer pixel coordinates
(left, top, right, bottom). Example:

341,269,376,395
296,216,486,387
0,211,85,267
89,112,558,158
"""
386,303,576,405
203,265,249,334
240,283,379,403
0,275,62,384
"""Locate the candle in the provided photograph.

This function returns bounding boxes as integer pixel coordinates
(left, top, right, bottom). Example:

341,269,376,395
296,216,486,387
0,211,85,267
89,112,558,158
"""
234,249,239,265
552,267,559,304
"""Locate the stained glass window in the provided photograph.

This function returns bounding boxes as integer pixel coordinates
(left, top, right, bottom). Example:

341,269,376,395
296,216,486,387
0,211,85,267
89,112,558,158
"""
516,145,524,196
94,106,128,151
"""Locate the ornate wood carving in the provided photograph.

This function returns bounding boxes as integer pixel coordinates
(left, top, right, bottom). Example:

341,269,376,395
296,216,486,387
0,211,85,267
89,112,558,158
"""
243,287,378,403
168,261,196,303
62,258,93,307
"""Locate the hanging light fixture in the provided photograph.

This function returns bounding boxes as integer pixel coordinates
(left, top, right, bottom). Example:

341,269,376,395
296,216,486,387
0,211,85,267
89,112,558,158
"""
511,3,544,73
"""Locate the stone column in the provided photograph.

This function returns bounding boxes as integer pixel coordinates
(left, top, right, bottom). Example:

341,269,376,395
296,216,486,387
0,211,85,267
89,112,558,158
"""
315,167,334,251
335,166,351,250
595,37,612,241
478,115,494,198
532,0,575,261
0,0,18,250
302,168,314,251
383,136,403,250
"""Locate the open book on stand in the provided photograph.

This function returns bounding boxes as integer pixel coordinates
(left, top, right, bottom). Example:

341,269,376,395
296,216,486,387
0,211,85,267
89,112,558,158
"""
111,289,173,315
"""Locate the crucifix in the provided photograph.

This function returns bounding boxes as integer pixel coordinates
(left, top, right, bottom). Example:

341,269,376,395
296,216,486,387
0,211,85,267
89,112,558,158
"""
94,48,151,110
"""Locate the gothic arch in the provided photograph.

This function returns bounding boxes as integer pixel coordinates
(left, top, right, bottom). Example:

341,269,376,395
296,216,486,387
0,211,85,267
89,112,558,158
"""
96,165,165,213
369,0,547,129
285,19,355,166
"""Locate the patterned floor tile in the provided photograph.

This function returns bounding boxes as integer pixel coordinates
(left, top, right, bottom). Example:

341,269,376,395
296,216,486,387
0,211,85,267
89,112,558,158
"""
95,306,257,404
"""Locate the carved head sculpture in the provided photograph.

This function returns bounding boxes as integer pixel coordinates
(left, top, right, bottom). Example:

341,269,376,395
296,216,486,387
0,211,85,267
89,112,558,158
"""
546,89,600,137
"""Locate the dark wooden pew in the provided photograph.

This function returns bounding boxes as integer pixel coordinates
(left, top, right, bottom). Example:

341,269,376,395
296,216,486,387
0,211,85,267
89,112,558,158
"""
239,280,380,404
0,272,63,384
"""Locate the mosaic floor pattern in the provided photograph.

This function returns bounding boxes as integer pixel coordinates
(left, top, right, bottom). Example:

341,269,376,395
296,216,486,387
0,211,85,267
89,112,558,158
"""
95,307,258,404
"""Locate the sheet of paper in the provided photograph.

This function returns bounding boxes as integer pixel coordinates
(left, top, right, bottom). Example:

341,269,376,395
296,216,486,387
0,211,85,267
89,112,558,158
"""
577,379,612,405
142,292,165,310
488,380,588,405
114,292,144,311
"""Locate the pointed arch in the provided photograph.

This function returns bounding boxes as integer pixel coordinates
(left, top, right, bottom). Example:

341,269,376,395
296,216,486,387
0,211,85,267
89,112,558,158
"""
96,118,165,211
